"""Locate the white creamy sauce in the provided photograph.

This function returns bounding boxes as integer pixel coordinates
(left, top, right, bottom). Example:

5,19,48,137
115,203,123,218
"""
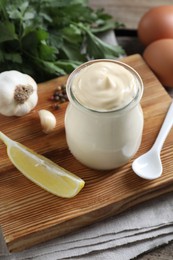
65,60,144,170
72,62,138,111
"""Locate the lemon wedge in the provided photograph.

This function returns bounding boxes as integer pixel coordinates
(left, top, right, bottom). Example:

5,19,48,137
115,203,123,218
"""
0,131,85,198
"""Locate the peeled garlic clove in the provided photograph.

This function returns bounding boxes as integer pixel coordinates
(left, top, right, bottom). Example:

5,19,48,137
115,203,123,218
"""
38,109,56,134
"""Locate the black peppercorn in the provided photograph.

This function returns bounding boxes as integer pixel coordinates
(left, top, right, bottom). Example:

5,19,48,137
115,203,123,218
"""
50,84,68,110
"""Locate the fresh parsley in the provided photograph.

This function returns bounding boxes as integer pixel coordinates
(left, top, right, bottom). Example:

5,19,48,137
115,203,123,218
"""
0,0,125,82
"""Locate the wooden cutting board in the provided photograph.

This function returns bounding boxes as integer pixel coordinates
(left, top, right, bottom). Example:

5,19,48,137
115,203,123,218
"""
1,54,173,253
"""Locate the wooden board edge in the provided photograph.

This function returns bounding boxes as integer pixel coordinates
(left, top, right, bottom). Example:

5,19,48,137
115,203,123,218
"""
7,182,173,252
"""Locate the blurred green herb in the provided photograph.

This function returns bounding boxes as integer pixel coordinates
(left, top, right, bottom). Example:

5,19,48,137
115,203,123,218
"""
0,0,125,82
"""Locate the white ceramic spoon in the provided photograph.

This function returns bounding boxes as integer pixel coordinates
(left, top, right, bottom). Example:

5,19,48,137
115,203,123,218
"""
132,101,173,180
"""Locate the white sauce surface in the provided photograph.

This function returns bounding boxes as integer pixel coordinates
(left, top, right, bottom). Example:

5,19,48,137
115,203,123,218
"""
72,62,138,111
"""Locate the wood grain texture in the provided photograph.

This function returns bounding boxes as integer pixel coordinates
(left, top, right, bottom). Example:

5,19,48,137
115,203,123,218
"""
1,54,173,253
89,0,173,29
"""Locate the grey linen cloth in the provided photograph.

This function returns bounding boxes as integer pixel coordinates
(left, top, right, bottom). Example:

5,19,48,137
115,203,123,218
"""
2,192,173,260
1,31,173,260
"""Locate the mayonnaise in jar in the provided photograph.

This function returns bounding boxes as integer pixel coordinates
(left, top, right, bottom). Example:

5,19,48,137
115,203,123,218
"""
65,59,144,170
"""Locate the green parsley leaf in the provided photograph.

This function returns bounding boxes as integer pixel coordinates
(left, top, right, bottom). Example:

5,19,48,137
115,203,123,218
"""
0,21,17,43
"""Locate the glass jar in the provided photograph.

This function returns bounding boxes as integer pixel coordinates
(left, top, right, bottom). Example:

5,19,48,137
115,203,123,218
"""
65,59,144,170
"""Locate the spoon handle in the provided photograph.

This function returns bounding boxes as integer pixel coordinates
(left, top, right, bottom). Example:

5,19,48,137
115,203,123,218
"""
152,101,173,152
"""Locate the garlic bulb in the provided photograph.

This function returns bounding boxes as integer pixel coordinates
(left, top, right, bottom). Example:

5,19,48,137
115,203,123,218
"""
0,70,38,116
38,109,56,134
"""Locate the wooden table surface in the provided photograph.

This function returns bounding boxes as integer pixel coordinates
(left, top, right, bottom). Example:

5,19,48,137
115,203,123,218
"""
88,1,173,259
89,0,173,30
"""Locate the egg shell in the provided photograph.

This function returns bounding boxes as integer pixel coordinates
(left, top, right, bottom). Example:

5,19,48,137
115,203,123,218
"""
138,5,173,46
143,39,173,88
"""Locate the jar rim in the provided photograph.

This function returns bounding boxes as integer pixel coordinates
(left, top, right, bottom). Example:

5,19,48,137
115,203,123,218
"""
66,59,144,114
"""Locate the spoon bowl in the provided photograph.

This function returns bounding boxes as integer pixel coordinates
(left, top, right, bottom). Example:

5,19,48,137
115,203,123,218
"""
132,101,173,180
132,149,162,180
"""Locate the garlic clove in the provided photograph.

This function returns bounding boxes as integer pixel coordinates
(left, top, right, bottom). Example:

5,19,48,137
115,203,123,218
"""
38,109,56,134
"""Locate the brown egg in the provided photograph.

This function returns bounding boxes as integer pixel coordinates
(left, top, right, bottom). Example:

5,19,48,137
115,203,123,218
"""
138,6,173,46
143,39,173,88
